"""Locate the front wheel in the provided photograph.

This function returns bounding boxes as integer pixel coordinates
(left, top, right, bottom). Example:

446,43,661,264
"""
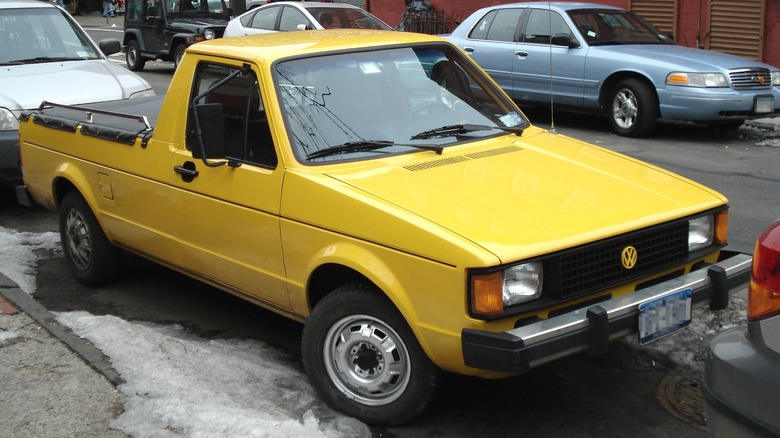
173,44,186,70
59,191,123,286
608,78,658,137
125,40,145,71
301,283,440,426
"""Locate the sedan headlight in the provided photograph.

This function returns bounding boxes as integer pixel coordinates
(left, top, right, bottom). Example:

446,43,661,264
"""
666,72,728,87
772,71,780,86
0,107,19,131
204,29,216,40
471,262,543,316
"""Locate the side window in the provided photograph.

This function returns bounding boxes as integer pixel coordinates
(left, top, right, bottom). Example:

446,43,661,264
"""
125,0,141,20
279,6,310,31
249,6,279,30
188,64,278,168
468,9,523,42
523,9,570,44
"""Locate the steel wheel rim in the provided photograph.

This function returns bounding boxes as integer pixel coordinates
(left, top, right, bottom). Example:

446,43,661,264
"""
612,88,638,129
65,208,91,270
127,47,138,67
323,314,411,406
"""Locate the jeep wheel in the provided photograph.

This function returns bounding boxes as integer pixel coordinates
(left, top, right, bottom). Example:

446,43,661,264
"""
125,40,145,71
59,191,123,286
608,78,658,137
173,44,186,70
301,283,440,426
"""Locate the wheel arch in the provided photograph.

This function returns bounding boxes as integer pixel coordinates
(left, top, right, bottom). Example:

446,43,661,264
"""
122,29,144,50
599,71,659,114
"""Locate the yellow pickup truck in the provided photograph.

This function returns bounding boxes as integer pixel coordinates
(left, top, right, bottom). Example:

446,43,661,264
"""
17,30,751,426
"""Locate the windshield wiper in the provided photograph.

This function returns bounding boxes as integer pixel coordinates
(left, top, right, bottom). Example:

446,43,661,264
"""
410,123,523,140
7,56,84,64
306,140,443,160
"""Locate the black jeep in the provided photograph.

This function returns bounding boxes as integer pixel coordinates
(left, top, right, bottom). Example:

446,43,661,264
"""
123,0,232,70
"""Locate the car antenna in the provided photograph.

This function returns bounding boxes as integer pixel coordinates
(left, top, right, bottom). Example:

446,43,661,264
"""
547,1,557,134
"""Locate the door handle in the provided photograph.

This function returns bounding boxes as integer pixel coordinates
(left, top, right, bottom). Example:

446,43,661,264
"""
515,51,528,58
463,46,475,53
174,162,199,182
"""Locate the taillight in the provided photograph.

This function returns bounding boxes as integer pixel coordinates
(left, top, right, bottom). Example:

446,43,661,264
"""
748,220,780,322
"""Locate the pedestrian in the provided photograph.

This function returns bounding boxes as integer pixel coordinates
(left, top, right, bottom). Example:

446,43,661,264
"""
103,0,115,17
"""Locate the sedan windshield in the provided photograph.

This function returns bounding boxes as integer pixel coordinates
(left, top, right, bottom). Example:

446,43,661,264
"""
0,8,100,65
276,45,527,163
568,9,675,46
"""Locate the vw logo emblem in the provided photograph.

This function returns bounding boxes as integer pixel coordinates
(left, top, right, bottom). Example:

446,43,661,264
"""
621,246,638,269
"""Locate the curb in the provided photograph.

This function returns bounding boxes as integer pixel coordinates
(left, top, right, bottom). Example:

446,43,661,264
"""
0,274,124,387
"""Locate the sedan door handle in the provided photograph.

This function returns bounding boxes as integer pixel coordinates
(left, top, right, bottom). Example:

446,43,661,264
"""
515,51,528,58
463,46,475,53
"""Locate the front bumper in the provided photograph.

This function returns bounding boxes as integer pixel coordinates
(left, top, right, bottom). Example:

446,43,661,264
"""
462,251,751,373
0,129,22,187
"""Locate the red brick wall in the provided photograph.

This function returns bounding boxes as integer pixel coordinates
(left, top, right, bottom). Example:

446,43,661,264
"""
368,0,779,67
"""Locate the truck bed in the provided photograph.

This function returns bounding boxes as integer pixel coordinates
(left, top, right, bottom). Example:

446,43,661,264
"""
22,96,164,145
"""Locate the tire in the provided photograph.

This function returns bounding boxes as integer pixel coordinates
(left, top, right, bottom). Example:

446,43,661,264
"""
173,44,186,70
608,78,658,137
301,283,440,426
59,191,123,287
125,40,145,72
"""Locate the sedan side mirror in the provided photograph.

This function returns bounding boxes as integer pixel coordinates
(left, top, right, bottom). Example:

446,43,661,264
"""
551,33,580,48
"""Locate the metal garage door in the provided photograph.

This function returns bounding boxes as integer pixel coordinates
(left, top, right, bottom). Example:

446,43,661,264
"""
708,0,765,61
629,0,676,39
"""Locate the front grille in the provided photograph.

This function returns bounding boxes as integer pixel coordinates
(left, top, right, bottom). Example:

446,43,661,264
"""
728,68,772,90
556,221,689,298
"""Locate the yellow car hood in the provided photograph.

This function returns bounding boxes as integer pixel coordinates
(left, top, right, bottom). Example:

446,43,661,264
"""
317,131,726,263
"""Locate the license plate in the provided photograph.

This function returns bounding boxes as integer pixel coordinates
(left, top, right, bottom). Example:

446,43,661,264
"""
755,96,774,113
638,288,692,345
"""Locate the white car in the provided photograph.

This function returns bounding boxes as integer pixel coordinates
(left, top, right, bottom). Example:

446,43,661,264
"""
0,0,155,187
224,1,391,37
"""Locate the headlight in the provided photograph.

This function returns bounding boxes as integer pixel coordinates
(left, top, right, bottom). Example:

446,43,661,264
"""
666,72,728,87
772,71,780,86
204,29,216,40
0,107,19,131
689,215,714,251
471,262,543,316
129,89,157,99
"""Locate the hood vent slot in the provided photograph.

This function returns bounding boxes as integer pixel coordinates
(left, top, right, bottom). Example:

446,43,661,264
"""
404,145,522,172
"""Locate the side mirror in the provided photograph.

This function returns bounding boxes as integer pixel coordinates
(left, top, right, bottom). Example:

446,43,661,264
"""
190,103,226,161
551,33,580,48
98,38,122,56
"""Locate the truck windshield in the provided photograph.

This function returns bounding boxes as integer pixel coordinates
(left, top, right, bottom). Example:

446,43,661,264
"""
275,45,528,164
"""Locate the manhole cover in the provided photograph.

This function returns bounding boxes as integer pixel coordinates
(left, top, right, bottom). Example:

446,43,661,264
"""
657,374,707,431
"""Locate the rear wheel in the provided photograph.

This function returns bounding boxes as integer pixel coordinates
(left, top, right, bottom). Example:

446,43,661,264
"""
125,40,145,71
608,78,658,137
59,191,123,286
301,283,440,426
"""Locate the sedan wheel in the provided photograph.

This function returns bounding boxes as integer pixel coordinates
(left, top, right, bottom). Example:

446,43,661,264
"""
608,78,658,137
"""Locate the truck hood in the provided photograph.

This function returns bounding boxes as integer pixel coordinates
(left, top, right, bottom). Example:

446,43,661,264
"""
319,131,726,263
168,15,229,29
0,60,151,113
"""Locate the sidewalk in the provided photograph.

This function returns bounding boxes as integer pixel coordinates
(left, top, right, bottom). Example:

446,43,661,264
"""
0,275,125,437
